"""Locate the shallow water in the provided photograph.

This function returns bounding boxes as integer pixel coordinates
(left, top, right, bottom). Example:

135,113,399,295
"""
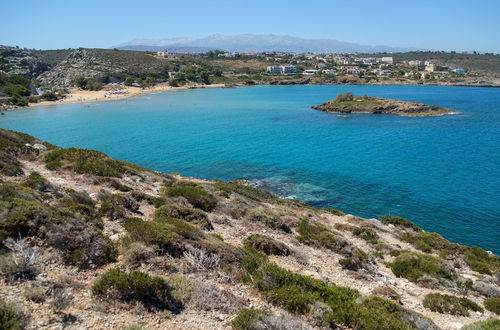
1,85,499,253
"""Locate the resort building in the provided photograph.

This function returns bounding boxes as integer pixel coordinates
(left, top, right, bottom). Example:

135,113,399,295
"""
267,65,297,74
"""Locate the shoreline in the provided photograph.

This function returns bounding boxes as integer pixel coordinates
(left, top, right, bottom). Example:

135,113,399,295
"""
27,83,226,108
5,81,498,111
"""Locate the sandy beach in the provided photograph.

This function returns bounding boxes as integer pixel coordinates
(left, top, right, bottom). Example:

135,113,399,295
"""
29,83,226,108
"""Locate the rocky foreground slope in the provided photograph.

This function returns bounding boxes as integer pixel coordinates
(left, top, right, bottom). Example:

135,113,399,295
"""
312,92,454,117
0,128,499,330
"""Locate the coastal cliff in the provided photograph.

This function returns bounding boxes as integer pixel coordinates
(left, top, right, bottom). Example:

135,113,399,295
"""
312,92,455,117
0,128,499,329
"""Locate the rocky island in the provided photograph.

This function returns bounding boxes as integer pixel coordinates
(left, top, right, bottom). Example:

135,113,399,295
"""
312,92,455,117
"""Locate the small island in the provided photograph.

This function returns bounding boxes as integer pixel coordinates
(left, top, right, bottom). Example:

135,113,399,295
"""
312,92,455,117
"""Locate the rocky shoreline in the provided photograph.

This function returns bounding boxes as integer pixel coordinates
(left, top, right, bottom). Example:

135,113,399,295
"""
312,93,455,117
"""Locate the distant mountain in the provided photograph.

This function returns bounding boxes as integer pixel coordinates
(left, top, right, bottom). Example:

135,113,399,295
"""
115,34,418,53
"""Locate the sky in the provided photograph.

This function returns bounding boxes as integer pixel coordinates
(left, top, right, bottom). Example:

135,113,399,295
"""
2,0,500,52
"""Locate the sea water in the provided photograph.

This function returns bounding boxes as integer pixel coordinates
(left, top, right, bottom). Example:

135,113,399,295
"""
1,85,499,253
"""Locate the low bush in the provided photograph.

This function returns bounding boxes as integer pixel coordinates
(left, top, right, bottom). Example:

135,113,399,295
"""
22,285,47,303
245,208,291,233
46,221,117,268
189,283,246,313
338,249,372,272
164,181,217,211
0,299,26,330
463,246,500,275
231,308,271,330
243,234,291,256
44,148,145,177
92,268,181,312
380,215,422,232
335,224,379,244
240,249,436,329
423,293,482,316
153,204,213,230
388,252,452,283
484,297,500,315
461,318,500,330
297,220,354,256
400,231,461,256
123,242,156,268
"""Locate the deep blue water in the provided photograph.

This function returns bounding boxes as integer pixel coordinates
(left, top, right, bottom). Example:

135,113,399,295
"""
1,85,499,253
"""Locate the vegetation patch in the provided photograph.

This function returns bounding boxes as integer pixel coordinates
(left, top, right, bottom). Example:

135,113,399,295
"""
388,252,452,283
0,299,26,330
44,147,145,177
153,204,213,230
461,318,500,330
322,208,345,216
240,249,435,329
163,181,217,211
245,208,291,233
231,308,271,330
335,223,379,244
243,234,291,256
423,293,482,316
484,297,500,315
92,268,181,312
380,215,422,232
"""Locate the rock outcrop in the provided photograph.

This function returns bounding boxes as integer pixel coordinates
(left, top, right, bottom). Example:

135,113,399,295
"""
312,93,455,117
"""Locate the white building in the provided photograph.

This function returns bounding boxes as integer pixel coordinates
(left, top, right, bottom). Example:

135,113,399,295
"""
381,57,394,64
267,65,297,74
322,69,337,75
302,69,318,75
267,66,282,74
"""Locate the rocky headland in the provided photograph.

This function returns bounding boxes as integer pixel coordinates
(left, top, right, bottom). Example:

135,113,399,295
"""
312,92,455,117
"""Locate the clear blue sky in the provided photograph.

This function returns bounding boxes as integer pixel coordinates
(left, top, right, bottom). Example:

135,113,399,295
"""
2,0,500,52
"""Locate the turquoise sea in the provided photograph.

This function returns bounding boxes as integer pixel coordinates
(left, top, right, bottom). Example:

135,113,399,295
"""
1,85,499,253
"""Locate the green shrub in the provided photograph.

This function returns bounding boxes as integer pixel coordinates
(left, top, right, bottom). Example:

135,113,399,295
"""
484,297,500,315
243,234,291,256
92,268,181,311
400,231,460,256
388,252,452,283
380,215,422,232
463,246,500,275
423,293,482,316
461,318,500,330
339,249,371,272
214,181,276,202
240,250,435,329
153,204,213,230
44,148,144,177
245,208,291,233
297,219,338,249
231,308,271,330
0,299,25,330
164,182,217,211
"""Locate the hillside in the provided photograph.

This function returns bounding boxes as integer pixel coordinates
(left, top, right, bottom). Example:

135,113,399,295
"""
37,48,171,86
0,128,499,329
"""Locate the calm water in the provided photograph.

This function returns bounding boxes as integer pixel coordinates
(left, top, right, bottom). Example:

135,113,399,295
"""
1,85,499,253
